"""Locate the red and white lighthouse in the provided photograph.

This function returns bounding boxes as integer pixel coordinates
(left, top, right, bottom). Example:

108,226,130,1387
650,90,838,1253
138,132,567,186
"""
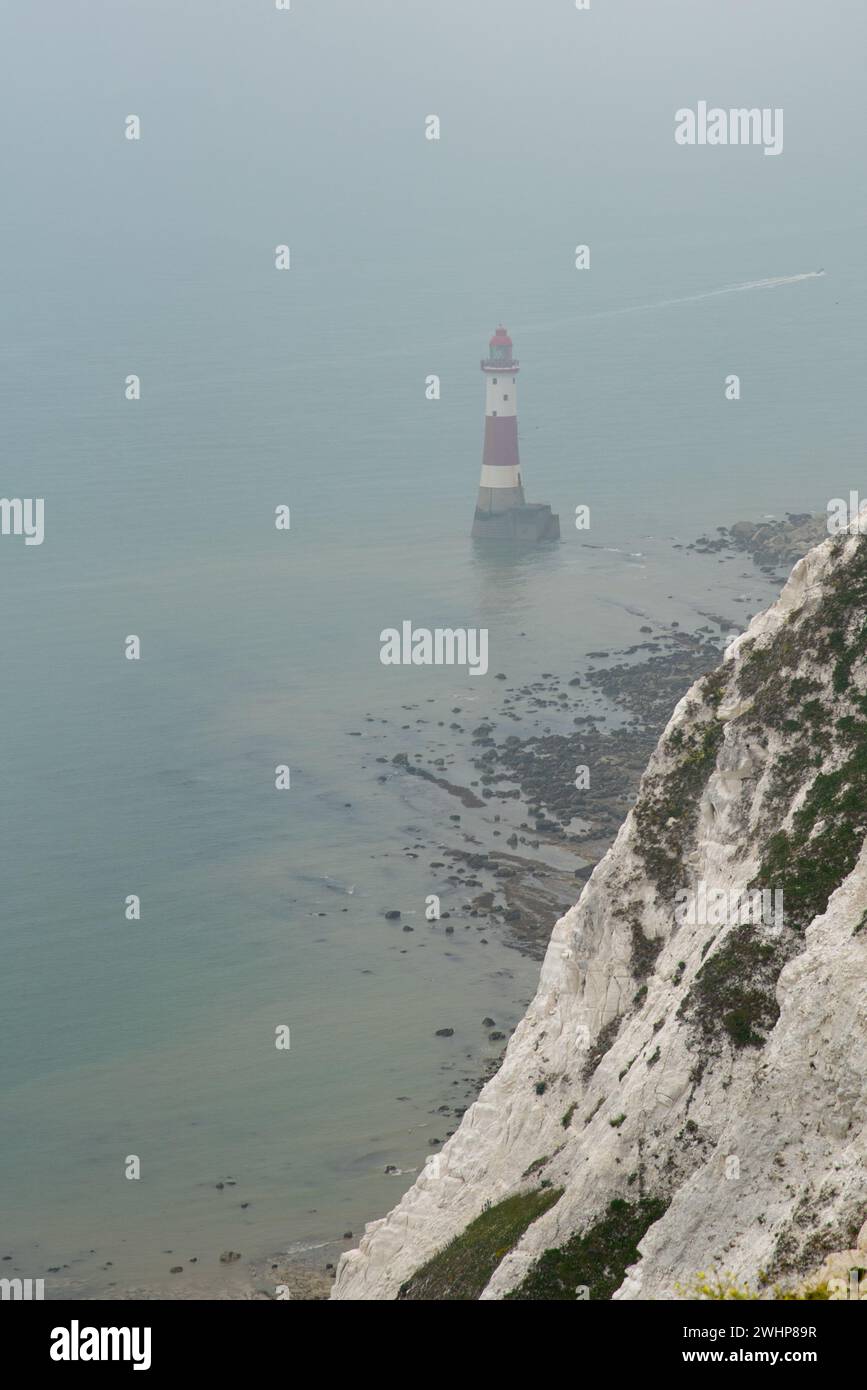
471,326,559,541
476,326,525,513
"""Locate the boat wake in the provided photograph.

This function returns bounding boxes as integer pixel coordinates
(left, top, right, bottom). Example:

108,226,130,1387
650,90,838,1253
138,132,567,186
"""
523,271,825,333
629,270,826,315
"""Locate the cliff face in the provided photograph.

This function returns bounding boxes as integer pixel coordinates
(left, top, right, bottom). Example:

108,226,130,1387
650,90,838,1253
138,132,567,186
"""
333,524,867,1301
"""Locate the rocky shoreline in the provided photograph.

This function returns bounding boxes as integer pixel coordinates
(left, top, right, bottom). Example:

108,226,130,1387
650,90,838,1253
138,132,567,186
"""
684,511,828,571
384,629,727,959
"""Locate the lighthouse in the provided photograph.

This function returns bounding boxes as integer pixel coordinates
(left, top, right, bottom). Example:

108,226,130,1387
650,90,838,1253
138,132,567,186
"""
471,326,559,541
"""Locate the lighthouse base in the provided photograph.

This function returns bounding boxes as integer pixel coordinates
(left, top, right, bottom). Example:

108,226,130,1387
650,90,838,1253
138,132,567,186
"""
471,502,560,542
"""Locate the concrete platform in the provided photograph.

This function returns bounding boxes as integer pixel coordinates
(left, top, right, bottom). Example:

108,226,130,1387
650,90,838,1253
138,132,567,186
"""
471,502,560,542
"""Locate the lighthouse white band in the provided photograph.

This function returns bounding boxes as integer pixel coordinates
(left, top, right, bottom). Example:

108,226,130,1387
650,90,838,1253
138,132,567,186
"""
479,465,521,489
485,377,517,418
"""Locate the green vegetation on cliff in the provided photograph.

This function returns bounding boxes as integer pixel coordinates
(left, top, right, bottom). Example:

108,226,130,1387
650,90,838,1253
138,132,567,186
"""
680,536,867,1056
505,1196,667,1301
396,1187,563,1301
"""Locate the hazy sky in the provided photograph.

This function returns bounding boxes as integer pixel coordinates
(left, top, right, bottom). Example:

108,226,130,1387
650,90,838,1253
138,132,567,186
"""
2,0,865,278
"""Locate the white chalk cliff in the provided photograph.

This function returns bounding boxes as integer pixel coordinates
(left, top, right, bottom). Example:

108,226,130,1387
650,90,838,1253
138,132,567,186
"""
333,522,867,1300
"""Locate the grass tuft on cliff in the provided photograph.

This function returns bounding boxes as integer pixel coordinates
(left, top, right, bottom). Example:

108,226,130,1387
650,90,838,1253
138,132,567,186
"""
396,1187,563,1301
505,1195,667,1300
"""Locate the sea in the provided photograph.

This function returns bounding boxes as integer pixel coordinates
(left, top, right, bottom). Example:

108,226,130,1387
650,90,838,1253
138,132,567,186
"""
1,0,865,1295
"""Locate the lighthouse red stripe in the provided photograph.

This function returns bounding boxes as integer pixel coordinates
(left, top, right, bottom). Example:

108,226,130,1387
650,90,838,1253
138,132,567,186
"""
482,416,520,470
